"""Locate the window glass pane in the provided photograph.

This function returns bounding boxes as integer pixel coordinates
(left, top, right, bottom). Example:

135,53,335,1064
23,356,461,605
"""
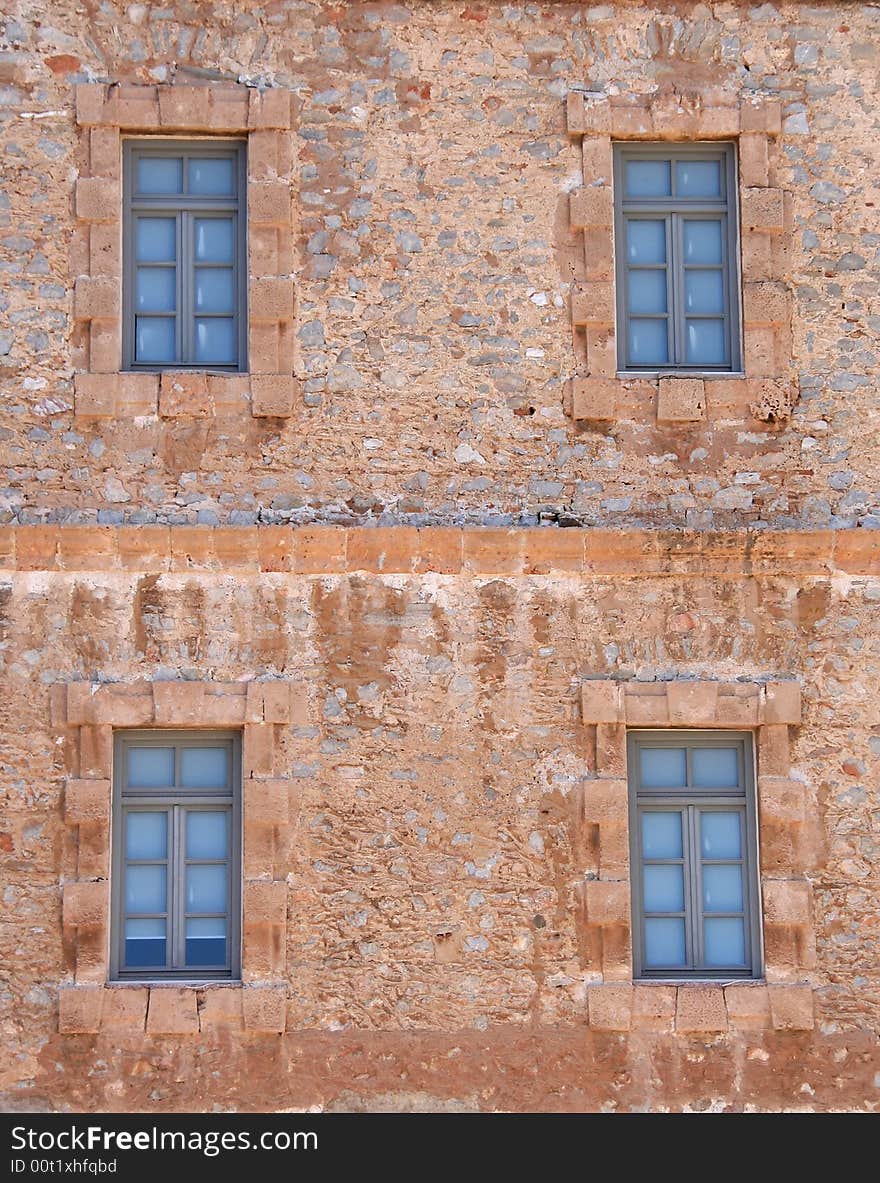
188,157,235,196
126,811,167,860
702,865,744,912
194,268,234,314
691,746,739,788
194,217,234,263
704,917,746,966
675,159,721,198
125,864,166,913
180,748,228,789
641,811,683,859
627,219,666,264
640,747,686,788
136,156,183,195
684,270,724,315
186,864,227,912
683,219,723,264
686,319,726,365
644,917,686,967
135,267,176,313
125,918,166,967
644,865,684,912
700,811,742,859
628,270,667,315
185,917,227,967
628,318,668,366
186,811,228,860
135,317,176,363
127,747,174,788
135,217,176,263
625,159,671,197
195,317,235,364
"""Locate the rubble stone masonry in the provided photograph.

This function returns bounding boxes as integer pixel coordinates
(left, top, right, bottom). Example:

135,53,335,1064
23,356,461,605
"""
0,1,878,1111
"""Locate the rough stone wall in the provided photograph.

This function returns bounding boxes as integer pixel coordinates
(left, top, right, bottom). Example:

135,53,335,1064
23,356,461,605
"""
0,0,878,1114
0,1,878,527
2,530,880,1110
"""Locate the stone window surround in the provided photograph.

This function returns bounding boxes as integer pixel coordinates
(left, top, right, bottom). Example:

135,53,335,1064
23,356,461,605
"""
57,680,294,1035
71,82,300,420
565,91,793,427
580,678,818,1035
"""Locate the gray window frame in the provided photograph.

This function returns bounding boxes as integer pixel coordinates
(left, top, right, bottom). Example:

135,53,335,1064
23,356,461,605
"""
110,729,242,983
627,729,762,981
122,138,248,372
613,143,742,374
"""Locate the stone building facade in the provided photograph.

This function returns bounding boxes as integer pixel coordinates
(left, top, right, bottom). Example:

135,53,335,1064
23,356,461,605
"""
0,1,878,1111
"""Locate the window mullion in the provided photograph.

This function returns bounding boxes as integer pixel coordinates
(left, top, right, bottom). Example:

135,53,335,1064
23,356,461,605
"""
673,213,685,368
181,211,190,365
686,805,700,972
170,805,181,970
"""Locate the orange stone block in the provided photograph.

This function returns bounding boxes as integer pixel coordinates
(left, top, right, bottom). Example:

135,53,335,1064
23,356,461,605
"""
62,881,108,928
758,725,791,776
58,526,117,571
251,374,298,417
462,529,524,575
675,986,728,1034
725,984,771,1030
580,681,622,724
200,988,244,1031
75,177,120,224
244,880,287,926
249,181,292,227
570,377,617,422
595,723,626,777
64,778,111,824
414,528,463,574
522,529,585,574
761,681,802,725
657,377,706,424
348,527,419,573
584,880,629,926
667,681,719,725
242,985,287,1033
117,526,171,572
158,371,213,418
243,723,276,778
245,779,290,826
79,724,112,779
258,526,295,572
101,988,148,1032
146,988,200,1035
14,525,58,570
246,681,291,725
293,527,347,573
74,275,119,321
632,985,676,1032
739,132,770,187
763,879,812,925
212,527,261,572
152,681,207,726
74,373,117,418
58,985,104,1034
583,779,627,824
758,777,807,825
587,984,632,1032
570,186,613,230
768,985,814,1031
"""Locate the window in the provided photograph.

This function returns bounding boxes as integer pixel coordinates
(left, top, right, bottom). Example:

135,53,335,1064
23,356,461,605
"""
122,140,247,371
110,730,241,981
627,731,761,980
613,144,741,373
